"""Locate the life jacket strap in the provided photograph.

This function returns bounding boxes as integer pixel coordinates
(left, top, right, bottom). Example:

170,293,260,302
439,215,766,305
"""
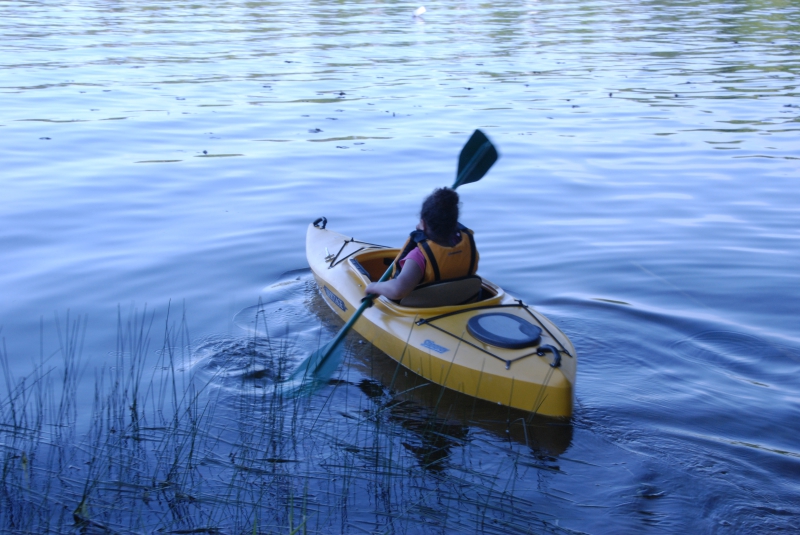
418,240,441,281
391,230,426,278
465,229,477,276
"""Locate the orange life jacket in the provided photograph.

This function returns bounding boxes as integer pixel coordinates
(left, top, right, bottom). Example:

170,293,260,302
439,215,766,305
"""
390,223,479,285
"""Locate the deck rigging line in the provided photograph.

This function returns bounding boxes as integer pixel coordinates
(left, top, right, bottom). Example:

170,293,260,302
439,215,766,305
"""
415,301,574,369
327,238,391,269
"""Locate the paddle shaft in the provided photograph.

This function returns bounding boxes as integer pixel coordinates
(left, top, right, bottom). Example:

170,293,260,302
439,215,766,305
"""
322,267,391,359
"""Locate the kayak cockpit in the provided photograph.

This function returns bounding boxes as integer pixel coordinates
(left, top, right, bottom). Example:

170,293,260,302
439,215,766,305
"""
350,249,504,310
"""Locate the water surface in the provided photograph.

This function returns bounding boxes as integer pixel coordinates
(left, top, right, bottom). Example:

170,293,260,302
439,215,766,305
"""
1,0,799,533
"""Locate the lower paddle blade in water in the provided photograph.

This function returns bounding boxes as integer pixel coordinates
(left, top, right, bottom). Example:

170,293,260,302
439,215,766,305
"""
286,338,345,387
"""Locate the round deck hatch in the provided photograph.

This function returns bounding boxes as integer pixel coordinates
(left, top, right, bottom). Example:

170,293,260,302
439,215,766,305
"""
466,313,542,349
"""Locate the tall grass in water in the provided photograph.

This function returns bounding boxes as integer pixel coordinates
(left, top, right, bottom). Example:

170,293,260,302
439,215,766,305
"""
1,303,572,534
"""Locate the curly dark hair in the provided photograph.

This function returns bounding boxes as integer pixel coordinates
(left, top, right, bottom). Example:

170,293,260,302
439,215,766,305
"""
420,187,460,242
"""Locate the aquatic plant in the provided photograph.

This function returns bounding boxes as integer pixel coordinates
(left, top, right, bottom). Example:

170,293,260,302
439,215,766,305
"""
1,303,571,534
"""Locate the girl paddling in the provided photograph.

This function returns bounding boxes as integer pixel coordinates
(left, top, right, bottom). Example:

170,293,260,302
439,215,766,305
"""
365,187,479,301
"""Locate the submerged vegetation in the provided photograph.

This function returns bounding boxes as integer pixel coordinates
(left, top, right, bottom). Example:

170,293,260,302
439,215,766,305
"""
1,302,572,534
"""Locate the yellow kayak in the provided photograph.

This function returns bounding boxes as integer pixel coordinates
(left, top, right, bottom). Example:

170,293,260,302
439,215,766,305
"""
306,220,577,418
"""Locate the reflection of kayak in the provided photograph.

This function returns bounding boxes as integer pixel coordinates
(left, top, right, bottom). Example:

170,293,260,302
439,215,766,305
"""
306,221,577,418
349,350,574,455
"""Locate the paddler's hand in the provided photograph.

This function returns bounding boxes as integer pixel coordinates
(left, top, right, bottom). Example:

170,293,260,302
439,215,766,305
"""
364,261,423,301
365,282,379,295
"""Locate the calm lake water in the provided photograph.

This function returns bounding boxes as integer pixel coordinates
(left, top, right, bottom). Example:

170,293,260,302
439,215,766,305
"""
1,0,799,533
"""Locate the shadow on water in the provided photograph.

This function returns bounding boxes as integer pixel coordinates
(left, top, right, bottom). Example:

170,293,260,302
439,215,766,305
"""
349,345,574,459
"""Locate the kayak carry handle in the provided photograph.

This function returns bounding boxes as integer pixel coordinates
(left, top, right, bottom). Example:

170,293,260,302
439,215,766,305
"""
537,344,561,368
313,217,328,229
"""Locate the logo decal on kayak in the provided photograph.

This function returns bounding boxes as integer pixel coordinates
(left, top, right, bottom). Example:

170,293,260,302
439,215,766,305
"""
323,286,347,312
421,339,449,354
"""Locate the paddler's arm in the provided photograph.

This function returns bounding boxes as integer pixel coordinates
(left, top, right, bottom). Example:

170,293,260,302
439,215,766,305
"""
365,260,422,301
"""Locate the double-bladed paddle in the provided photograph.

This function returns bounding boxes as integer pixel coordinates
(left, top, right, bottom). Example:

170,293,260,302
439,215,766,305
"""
287,129,499,385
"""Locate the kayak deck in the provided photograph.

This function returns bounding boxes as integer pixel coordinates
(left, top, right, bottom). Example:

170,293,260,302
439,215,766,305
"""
306,223,576,418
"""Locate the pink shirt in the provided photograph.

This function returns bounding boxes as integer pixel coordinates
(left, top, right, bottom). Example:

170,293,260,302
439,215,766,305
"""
399,247,425,273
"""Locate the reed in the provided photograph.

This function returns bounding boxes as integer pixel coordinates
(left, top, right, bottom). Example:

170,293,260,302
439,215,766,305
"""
1,302,571,534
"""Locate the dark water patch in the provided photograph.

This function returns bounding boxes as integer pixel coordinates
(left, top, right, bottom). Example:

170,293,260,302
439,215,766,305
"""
308,135,391,142
17,118,89,123
591,297,632,306
192,335,283,386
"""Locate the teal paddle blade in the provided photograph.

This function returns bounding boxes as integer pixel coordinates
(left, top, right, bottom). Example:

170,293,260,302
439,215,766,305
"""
454,129,499,189
285,337,345,390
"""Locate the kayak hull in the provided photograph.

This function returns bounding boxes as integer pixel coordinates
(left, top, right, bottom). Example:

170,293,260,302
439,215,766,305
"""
306,223,576,418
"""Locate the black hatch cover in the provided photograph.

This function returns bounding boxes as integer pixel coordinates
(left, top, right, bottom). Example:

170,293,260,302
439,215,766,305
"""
466,312,542,349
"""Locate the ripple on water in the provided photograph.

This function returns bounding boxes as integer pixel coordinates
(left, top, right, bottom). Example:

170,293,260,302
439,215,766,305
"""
671,329,800,386
191,269,335,393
